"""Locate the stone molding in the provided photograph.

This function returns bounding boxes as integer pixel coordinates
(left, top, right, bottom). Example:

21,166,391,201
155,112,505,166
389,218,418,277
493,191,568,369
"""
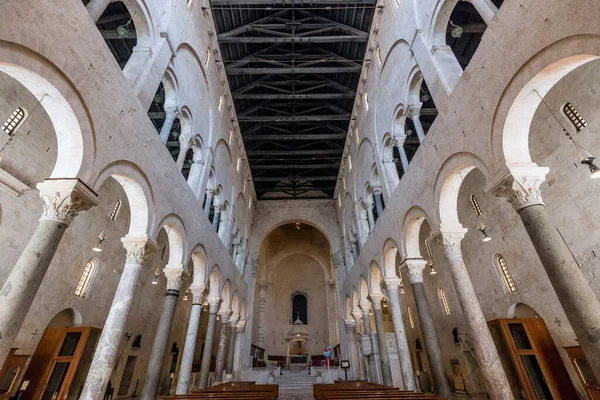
484,165,549,211
37,179,99,224
400,259,428,284
163,267,184,292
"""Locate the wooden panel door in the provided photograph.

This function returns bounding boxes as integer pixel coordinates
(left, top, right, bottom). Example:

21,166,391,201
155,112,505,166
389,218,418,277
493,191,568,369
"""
0,349,28,400
565,346,600,400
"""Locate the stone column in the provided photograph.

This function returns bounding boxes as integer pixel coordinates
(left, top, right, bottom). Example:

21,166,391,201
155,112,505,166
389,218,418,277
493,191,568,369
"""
486,167,600,377
187,155,204,195
160,105,178,144
0,179,98,367
400,260,451,398
369,293,394,386
226,314,239,376
469,0,498,25
344,319,359,379
85,0,112,22
431,228,514,400
382,279,415,390
214,309,231,383
176,285,206,394
255,281,269,348
212,203,222,231
80,238,151,400
408,106,426,143
359,300,381,383
352,310,368,381
373,187,384,217
204,189,214,216
365,201,376,231
141,268,183,400
176,136,192,171
199,297,221,389
394,136,410,172
233,319,247,377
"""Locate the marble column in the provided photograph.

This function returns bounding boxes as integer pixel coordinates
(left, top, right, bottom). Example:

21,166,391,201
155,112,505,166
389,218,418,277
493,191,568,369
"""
203,189,214,216
141,268,183,400
214,309,231,383
352,310,368,381
408,106,426,143
241,254,259,369
0,179,98,367
187,155,204,195
80,237,150,400
359,300,381,384
199,297,221,389
255,281,269,348
394,136,410,172
176,285,206,394
382,279,415,390
159,105,178,144
233,319,247,377
487,167,600,377
226,314,239,376
431,228,514,400
365,201,376,231
176,136,192,171
212,203,222,232
373,187,384,217
400,260,451,398
469,0,498,25
344,319,359,379
85,0,112,22
369,293,394,386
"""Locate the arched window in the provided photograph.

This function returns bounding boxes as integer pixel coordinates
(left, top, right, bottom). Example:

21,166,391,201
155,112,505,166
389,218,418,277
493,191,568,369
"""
494,254,517,293
439,288,450,316
563,103,588,132
292,294,308,324
470,194,482,216
407,306,415,328
2,108,26,136
74,259,98,297
110,200,122,220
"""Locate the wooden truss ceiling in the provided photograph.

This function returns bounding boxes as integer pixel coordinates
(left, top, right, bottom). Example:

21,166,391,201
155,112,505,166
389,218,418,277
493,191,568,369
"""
211,1,376,200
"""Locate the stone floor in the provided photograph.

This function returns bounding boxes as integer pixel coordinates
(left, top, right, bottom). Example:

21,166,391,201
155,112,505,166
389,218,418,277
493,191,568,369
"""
279,387,314,400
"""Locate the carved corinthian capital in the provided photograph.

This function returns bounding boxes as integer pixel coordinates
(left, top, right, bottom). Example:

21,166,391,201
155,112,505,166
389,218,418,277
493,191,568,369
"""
484,166,549,212
163,267,184,292
401,259,428,284
37,179,99,225
121,236,153,265
190,285,206,304
429,228,467,261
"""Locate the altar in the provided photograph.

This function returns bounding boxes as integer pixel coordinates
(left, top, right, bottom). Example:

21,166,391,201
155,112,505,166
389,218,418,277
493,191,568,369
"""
285,316,310,367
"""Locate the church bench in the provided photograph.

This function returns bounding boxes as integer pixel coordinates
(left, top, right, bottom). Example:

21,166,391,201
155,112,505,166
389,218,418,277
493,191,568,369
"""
314,382,444,400
161,382,278,400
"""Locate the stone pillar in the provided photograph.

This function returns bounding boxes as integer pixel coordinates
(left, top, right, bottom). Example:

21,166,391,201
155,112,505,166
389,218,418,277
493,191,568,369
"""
187,154,204,195
408,106,426,143
469,0,498,25
160,105,178,144
359,300,381,383
255,281,269,348
212,203,222,232
352,310,368,381
394,136,410,172
199,297,220,389
214,309,231,383
369,293,394,386
0,179,98,367
333,253,349,363
141,268,183,400
344,319,359,379
486,167,600,377
373,187,384,217
80,238,151,400
382,279,415,390
431,228,514,400
204,189,214,216
176,136,192,171
176,285,206,394
400,260,451,398
365,201,376,231
85,0,112,23
226,314,239,376
233,319,247,377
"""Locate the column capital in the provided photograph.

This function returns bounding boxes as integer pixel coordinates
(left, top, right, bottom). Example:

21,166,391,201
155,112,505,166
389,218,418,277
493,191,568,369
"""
401,258,428,284
207,296,221,313
163,104,179,116
484,165,549,211
429,227,467,261
372,185,382,195
384,277,401,292
37,179,99,224
344,318,355,329
236,319,247,332
213,202,223,212
121,235,155,265
352,309,363,322
359,300,371,313
206,188,215,196
219,309,231,324
163,267,184,292
190,285,206,304
229,313,240,327
369,292,385,310
393,135,407,146
407,105,421,118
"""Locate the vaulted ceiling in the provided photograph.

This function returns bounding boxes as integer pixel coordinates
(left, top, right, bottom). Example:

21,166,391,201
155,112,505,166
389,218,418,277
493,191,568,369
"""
211,0,376,200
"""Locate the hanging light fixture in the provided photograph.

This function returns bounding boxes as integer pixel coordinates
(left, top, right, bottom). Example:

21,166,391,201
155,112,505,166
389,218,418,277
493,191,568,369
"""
400,283,405,294
478,222,492,242
295,221,301,230
582,156,600,179
151,267,160,285
92,231,105,252
115,13,136,39
420,87,430,103
183,289,189,301
429,264,437,275
449,21,463,38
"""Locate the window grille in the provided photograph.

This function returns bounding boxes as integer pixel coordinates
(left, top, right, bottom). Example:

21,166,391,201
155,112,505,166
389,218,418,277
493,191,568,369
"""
563,103,587,132
74,259,97,297
2,108,25,136
494,254,517,293
439,288,450,316
470,194,482,216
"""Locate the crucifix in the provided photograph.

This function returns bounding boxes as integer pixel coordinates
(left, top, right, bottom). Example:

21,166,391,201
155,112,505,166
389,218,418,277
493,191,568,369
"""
554,317,562,327
31,329,39,340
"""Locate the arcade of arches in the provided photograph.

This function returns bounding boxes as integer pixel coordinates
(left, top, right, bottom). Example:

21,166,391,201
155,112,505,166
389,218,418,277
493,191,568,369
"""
1,0,600,400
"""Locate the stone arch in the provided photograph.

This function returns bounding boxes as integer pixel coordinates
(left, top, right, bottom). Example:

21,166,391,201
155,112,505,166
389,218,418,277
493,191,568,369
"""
231,292,240,314
190,244,207,286
266,248,332,283
174,42,210,91
162,66,179,108
359,276,369,301
352,288,360,310
155,213,186,267
393,104,407,137
221,280,232,310
345,295,353,319
208,266,221,298
381,132,400,189
403,207,432,258
47,308,83,328
0,48,92,180
369,261,384,293
93,160,153,237
507,303,540,319
434,152,490,228
382,238,400,277
239,300,247,320
406,67,424,106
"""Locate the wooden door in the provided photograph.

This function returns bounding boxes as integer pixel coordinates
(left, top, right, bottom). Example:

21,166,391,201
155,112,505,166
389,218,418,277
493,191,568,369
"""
565,346,600,400
0,349,28,400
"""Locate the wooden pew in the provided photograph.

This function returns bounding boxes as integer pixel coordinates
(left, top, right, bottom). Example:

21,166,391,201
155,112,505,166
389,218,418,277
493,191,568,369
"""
160,382,278,400
314,382,445,400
